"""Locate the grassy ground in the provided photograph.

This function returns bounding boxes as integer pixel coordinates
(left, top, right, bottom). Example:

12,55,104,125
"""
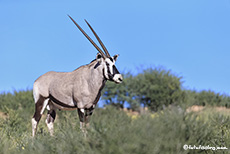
0,105,230,154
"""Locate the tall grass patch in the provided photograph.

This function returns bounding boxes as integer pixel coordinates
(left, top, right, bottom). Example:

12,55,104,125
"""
1,104,230,154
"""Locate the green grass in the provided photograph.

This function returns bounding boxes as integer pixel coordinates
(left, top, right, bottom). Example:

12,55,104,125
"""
1,105,230,154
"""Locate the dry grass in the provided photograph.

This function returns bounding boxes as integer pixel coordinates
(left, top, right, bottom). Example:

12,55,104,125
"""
186,105,230,113
0,111,7,119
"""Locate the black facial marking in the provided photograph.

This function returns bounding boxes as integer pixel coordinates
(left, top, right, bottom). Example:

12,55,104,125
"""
105,62,111,73
109,57,114,62
104,60,120,81
113,65,120,74
105,62,113,80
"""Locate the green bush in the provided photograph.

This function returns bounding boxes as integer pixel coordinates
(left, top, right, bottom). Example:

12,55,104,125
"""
102,67,230,111
183,90,230,108
102,73,140,110
0,90,34,120
132,68,185,111
103,67,185,111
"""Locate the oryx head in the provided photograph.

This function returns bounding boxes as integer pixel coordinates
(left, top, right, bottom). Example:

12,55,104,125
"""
68,15,123,84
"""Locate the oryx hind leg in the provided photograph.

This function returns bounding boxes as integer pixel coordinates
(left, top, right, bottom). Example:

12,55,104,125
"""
46,108,56,136
32,96,48,137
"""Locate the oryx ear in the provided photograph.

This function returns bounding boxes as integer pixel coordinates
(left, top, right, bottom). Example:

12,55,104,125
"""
113,54,119,61
94,53,103,69
96,53,104,65
96,53,103,60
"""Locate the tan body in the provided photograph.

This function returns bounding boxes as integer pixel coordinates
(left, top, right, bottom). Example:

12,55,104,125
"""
33,60,105,110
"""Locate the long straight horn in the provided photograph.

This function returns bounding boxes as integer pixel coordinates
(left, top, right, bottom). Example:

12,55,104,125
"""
68,15,106,58
84,19,111,58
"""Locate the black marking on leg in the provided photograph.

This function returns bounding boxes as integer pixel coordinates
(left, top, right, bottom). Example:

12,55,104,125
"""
85,110,93,116
77,109,85,122
85,105,95,116
33,96,45,122
47,110,56,123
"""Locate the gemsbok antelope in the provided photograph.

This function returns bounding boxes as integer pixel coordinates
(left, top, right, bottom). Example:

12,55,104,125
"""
32,15,123,137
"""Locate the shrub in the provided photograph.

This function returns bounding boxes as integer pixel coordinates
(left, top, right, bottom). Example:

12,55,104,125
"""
102,67,185,112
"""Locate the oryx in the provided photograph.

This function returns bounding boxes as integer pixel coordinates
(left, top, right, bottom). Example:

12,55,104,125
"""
32,15,123,137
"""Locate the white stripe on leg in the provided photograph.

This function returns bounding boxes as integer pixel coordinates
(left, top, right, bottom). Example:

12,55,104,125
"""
40,99,49,115
32,118,38,137
46,119,54,136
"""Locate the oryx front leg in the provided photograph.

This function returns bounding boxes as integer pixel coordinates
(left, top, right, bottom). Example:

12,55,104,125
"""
85,105,95,128
77,105,95,137
77,108,87,136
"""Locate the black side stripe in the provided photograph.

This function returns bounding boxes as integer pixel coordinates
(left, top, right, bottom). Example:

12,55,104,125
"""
49,94,78,109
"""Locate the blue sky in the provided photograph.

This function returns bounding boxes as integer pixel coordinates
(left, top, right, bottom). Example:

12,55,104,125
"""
0,0,230,95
